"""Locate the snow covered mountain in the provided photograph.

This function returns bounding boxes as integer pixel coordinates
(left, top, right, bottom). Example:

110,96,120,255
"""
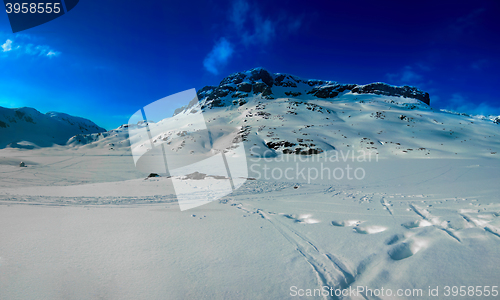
177,67,430,112
2,69,500,299
0,106,106,149
69,68,500,160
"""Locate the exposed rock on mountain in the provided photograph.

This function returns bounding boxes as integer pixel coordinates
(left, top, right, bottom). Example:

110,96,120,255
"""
30,68,500,160
177,68,431,114
351,83,430,105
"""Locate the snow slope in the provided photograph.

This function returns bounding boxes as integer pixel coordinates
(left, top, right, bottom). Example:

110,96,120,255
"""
0,153,499,300
69,68,499,161
0,106,106,148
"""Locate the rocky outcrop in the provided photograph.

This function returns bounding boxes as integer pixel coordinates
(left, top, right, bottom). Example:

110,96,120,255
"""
174,68,431,114
307,84,357,99
351,83,430,105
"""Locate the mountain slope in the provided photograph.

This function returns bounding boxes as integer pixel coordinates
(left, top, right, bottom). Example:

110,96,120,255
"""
0,107,106,149
69,68,500,159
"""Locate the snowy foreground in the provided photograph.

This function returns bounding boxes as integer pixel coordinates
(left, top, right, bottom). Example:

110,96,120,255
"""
1,69,499,299
0,147,499,300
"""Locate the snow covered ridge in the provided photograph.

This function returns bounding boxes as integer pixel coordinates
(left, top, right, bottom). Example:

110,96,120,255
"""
440,109,500,124
174,67,430,115
65,68,499,159
0,106,106,148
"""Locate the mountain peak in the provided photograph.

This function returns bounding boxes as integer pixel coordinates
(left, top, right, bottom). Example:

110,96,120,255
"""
178,68,430,115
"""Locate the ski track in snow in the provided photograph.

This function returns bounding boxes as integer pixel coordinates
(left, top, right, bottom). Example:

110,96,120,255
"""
379,196,393,216
256,208,354,300
408,204,462,243
212,179,500,298
460,210,500,240
1,159,499,299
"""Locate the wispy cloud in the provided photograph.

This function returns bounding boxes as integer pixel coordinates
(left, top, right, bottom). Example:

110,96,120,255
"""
242,17,275,46
231,0,301,46
238,4,276,46
386,65,426,86
1,35,61,58
400,67,422,84
202,0,302,74
287,17,303,33
24,44,61,57
471,59,488,70
449,8,485,35
445,93,499,116
203,38,234,75
230,0,250,31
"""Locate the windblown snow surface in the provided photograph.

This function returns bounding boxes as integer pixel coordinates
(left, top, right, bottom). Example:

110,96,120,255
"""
1,73,499,299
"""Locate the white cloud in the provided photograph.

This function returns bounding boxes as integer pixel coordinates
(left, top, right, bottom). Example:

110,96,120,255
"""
2,39,14,52
203,38,234,75
1,37,60,58
47,51,60,57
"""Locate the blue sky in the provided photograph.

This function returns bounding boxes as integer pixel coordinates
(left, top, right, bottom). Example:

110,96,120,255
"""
0,0,499,130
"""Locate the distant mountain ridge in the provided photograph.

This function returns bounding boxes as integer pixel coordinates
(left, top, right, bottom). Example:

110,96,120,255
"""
0,106,105,148
175,67,430,115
